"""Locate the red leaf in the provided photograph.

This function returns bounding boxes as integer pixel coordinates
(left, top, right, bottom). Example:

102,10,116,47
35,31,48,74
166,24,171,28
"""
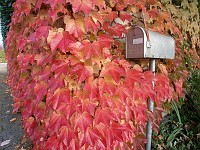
45,135,59,150
100,60,126,83
70,63,92,84
64,16,86,38
74,112,93,132
115,84,132,101
34,81,47,103
17,37,27,50
109,122,124,142
83,77,99,100
28,25,50,42
51,59,70,77
37,66,51,82
84,16,100,32
48,76,65,94
35,26,50,40
108,12,118,21
57,32,76,53
98,34,114,49
58,126,74,147
17,54,34,70
93,0,105,9
94,107,113,126
48,32,63,52
68,139,79,150
33,102,46,120
48,111,69,134
125,69,143,86
90,11,104,24
85,128,102,147
34,53,49,66
70,0,93,14
81,99,98,116
147,9,159,19
48,31,75,53
13,101,21,113
120,12,132,22
103,21,126,37
45,0,64,9
99,77,116,96
48,88,70,110
82,40,101,59
146,0,155,4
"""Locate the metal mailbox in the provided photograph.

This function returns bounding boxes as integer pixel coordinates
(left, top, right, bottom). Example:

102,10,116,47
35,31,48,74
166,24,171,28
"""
126,26,175,59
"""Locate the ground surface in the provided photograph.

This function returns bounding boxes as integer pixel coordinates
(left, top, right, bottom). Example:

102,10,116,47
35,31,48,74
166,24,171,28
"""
0,64,27,150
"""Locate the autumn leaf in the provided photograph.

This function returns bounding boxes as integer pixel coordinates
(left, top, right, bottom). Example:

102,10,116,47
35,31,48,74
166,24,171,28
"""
94,107,114,126
58,126,74,147
98,34,114,49
93,0,105,9
48,32,63,52
74,111,93,132
90,11,104,24
70,0,93,14
49,88,71,110
57,32,76,53
45,135,59,150
34,81,47,103
1,140,11,147
84,16,100,32
84,128,103,147
81,40,101,59
83,77,99,100
45,0,65,10
119,11,132,22
64,15,86,38
51,59,70,77
48,111,69,134
103,22,126,37
100,60,126,83
70,63,92,84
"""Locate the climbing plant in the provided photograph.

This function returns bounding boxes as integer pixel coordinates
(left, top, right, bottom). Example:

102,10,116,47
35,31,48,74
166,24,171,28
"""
161,0,200,69
6,0,191,149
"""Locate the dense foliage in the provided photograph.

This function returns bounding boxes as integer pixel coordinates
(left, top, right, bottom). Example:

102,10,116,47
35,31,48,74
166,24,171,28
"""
6,0,192,149
0,0,15,48
161,0,199,67
152,0,200,149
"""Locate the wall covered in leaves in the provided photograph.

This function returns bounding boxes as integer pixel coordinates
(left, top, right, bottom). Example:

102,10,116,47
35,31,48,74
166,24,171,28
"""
5,0,199,149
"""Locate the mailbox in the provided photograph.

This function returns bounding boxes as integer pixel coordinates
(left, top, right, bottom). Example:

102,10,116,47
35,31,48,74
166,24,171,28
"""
126,26,175,59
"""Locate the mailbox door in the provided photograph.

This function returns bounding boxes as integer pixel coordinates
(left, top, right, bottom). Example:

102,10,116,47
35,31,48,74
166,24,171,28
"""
126,27,145,59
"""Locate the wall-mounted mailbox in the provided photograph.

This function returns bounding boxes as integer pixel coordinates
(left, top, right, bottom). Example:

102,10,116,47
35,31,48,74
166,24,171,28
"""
126,26,175,59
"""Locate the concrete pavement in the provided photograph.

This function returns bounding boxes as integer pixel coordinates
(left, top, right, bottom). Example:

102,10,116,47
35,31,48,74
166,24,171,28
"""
0,63,32,149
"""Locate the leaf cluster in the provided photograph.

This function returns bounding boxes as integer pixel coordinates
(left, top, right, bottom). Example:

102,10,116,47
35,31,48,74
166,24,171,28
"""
161,0,200,68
